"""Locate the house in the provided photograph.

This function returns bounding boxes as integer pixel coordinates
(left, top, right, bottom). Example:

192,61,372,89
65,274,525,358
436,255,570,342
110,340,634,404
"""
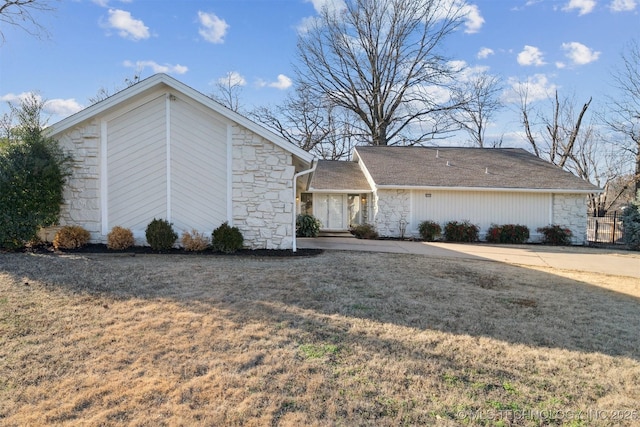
47,73,314,250
48,74,600,249
302,146,601,244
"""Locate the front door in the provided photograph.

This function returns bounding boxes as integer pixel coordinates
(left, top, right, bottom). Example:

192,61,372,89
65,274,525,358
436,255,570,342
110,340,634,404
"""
315,194,346,230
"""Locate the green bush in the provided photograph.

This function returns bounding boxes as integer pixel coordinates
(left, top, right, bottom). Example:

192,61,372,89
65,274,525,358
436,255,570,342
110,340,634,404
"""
443,220,479,242
418,220,441,241
53,225,91,250
485,224,530,244
296,214,322,237
145,218,178,251
349,223,379,239
622,201,640,250
0,138,71,250
536,225,573,245
211,222,244,253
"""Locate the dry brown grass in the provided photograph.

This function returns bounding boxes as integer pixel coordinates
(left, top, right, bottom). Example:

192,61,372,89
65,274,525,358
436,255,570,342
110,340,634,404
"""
1,250,639,426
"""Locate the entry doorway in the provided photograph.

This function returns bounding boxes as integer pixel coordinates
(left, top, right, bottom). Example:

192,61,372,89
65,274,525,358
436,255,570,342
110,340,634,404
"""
304,193,368,231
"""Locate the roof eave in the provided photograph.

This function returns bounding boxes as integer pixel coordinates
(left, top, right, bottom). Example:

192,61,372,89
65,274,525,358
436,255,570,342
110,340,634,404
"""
46,73,314,164
374,185,603,194
307,188,372,193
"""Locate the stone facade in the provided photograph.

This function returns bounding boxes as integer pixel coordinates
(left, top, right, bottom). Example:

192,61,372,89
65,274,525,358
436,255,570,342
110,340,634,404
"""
373,189,412,237
552,193,589,244
56,120,102,241
231,126,296,250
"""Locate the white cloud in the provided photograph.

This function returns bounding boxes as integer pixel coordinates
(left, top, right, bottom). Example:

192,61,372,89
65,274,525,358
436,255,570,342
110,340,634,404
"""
503,74,558,103
306,0,346,13
461,3,484,34
45,99,84,117
257,74,293,90
0,92,39,104
0,92,83,118
124,60,188,75
93,0,133,6
217,71,246,87
477,47,494,59
562,0,596,15
609,0,637,11
517,45,546,66
197,11,229,44
266,74,293,90
561,41,601,65
556,61,567,69
105,9,150,41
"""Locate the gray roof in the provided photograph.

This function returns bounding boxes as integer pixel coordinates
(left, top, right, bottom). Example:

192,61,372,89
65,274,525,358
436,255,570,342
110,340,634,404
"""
353,146,600,192
308,160,372,192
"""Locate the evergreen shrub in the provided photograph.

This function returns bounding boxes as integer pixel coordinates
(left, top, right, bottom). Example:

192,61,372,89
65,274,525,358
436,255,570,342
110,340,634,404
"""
211,222,244,253
145,218,178,251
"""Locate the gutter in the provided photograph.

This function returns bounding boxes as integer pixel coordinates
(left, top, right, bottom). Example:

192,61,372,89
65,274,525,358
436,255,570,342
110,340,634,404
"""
292,158,317,252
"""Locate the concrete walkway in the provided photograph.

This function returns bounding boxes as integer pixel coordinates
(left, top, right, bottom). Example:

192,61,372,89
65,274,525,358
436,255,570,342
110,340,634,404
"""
297,237,640,278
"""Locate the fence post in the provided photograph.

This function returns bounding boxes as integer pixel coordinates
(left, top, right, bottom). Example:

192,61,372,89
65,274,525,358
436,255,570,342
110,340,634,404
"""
594,219,599,243
611,211,617,244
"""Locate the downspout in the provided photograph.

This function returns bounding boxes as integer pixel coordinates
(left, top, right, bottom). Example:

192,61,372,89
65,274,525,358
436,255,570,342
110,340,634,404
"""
292,158,317,252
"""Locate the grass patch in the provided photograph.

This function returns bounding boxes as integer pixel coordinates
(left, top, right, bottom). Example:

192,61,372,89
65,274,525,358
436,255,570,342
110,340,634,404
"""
0,251,638,425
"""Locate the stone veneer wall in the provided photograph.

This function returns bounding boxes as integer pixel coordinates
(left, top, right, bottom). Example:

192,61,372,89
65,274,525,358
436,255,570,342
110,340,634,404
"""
231,126,296,249
55,120,103,241
552,193,588,245
373,189,412,237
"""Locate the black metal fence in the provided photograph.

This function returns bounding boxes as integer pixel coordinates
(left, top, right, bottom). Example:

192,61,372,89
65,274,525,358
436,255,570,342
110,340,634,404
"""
587,211,624,244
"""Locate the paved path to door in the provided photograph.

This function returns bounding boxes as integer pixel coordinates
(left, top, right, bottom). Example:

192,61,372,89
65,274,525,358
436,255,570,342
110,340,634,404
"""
297,237,640,278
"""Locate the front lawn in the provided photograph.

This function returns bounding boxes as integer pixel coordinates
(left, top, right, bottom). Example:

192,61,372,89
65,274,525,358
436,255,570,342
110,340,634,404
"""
1,251,638,426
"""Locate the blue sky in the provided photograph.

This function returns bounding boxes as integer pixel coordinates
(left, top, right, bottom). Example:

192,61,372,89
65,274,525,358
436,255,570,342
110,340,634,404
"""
1,0,638,143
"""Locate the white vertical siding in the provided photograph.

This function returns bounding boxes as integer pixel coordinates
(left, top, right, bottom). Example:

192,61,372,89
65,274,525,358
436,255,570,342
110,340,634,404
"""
107,95,167,232
410,190,551,236
170,97,228,233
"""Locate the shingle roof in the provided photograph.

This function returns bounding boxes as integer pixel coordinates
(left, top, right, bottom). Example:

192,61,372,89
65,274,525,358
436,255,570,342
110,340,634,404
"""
308,160,372,191
354,146,600,192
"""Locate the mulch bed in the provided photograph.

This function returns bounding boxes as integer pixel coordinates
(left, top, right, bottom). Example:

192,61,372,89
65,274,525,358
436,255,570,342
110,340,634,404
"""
17,243,323,257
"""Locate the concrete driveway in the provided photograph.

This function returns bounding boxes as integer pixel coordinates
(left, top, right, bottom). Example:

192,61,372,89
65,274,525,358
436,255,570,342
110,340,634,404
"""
297,237,640,279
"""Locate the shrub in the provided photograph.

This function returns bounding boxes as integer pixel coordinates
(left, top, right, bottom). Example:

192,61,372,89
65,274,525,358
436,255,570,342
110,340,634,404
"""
52,225,90,250
182,229,210,252
485,224,530,244
107,226,134,250
443,220,479,242
145,218,178,251
536,225,573,245
418,220,441,241
0,134,71,250
622,201,640,250
296,214,322,237
211,222,244,253
349,223,379,239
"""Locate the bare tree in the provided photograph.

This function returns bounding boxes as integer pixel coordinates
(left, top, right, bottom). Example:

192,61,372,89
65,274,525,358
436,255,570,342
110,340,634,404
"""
295,0,466,146
450,71,503,147
517,86,629,213
0,0,57,42
252,84,356,160
604,39,640,197
519,88,592,167
210,72,245,113
88,73,141,105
